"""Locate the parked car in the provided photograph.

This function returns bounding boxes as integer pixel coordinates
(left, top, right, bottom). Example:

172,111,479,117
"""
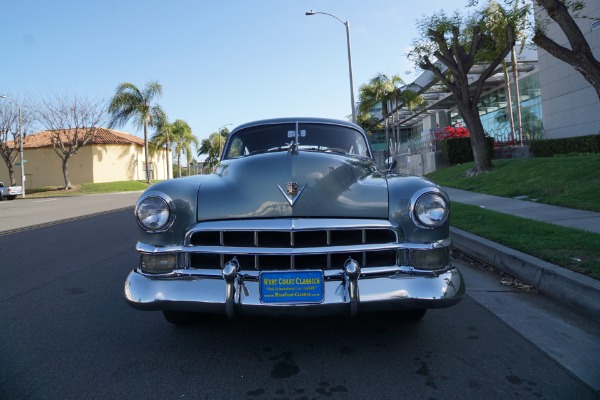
0,182,22,200
124,118,464,324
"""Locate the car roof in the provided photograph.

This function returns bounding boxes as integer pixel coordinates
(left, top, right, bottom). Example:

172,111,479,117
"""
230,117,363,133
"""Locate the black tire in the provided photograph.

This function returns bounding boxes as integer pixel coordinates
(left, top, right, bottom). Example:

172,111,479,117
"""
8,195,16,200
0,194,3,201
162,310,199,325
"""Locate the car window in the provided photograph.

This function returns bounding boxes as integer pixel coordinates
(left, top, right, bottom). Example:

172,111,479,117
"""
223,122,370,159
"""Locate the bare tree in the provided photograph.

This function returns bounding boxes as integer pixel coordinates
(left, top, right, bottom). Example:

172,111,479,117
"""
472,0,600,102
34,94,107,189
532,0,600,100
409,7,522,175
0,96,35,186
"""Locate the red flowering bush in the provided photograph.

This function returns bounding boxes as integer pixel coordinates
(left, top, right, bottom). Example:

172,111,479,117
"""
435,126,470,141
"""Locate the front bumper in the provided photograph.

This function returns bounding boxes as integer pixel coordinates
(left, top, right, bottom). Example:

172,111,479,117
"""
124,267,465,318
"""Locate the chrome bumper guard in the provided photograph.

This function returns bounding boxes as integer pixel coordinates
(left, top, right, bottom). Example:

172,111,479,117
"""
124,264,465,318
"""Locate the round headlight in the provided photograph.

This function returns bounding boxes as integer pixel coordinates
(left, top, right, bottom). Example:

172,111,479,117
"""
135,196,172,231
414,192,449,228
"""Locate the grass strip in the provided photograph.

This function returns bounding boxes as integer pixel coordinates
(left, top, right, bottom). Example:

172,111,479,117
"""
451,202,600,280
426,154,600,212
25,180,155,197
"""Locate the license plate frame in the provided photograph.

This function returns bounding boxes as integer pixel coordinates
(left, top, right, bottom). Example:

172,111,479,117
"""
259,270,324,304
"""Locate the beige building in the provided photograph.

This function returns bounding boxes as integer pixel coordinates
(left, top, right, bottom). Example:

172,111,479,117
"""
1,128,172,189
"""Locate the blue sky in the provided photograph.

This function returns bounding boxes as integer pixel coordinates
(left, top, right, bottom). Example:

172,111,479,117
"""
2,0,471,147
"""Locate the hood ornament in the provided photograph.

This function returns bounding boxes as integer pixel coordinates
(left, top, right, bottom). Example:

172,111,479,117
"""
277,182,307,206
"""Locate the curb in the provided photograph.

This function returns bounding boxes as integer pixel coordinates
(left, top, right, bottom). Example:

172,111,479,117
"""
451,227,600,322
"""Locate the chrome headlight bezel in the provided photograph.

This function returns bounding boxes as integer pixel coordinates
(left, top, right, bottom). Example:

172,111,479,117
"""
410,188,450,229
135,191,176,232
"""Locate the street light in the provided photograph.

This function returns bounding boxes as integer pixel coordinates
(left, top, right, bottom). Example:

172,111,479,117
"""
305,10,357,124
218,123,233,159
0,95,25,197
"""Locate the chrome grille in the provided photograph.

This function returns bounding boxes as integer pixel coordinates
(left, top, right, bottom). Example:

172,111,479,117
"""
184,219,400,272
189,228,396,248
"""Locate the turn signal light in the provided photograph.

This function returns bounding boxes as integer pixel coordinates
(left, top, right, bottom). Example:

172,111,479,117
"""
140,254,177,274
408,248,449,271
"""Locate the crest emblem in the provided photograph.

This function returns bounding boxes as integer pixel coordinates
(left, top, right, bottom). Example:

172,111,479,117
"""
278,181,306,206
286,182,298,196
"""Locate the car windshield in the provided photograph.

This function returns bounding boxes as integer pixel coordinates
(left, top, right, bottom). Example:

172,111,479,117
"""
224,123,370,159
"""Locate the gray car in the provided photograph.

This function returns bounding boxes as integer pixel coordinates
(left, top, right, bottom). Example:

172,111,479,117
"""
124,118,464,324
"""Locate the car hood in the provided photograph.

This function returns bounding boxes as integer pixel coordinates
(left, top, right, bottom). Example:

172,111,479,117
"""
197,151,389,221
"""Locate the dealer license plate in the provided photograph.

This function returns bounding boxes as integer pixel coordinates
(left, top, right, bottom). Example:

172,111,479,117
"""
260,270,324,304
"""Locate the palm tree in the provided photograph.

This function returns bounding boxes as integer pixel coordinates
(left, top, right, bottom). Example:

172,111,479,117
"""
149,115,173,179
484,1,529,143
355,113,382,135
108,81,164,183
388,74,406,150
171,119,198,177
198,132,222,173
358,73,395,151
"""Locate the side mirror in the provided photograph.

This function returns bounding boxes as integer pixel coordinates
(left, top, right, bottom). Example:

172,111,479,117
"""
385,157,397,173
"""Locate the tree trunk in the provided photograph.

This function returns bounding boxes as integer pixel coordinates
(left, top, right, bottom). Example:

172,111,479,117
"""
177,153,181,178
7,164,16,186
461,105,493,176
534,0,600,102
511,48,524,143
62,155,72,189
165,137,171,179
143,120,151,183
502,61,516,143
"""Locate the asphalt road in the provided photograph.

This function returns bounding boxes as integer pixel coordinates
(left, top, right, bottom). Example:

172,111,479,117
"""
1,207,599,399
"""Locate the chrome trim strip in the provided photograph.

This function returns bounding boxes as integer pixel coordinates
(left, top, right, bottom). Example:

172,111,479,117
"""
133,265,452,280
137,238,451,254
124,267,465,315
184,243,400,255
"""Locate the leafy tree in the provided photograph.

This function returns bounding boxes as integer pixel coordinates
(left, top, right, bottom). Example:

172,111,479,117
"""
150,115,173,179
198,127,229,173
358,73,398,150
0,96,34,186
483,1,531,144
356,113,382,135
533,0,600,101
409,6,520,175
108,81,164,183
34,94,107,189
171,119,198,178
473,0,600,102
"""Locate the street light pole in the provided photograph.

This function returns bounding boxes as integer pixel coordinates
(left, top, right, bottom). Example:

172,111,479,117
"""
218,123,233,159
305,10,357,124
0,95,25,197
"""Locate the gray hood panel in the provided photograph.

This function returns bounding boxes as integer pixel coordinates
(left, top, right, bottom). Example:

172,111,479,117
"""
197,151,388,221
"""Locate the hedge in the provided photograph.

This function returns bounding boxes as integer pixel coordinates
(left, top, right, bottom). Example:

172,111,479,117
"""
529,134,600,157
439,136,495,164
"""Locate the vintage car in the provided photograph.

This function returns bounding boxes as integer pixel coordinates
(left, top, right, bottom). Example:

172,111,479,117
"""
125,118,464,324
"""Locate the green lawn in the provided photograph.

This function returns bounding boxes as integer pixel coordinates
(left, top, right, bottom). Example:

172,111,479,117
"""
25,180,155,197
426,154,600,212
426,154,600,279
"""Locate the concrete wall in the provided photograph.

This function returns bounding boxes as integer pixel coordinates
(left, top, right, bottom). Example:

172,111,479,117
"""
92,144,171,182
536,2,600,138
15,146,94,189
394,151,448,176
1,143,170,188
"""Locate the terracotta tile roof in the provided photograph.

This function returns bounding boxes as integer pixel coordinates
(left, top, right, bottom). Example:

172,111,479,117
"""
21,127,144,149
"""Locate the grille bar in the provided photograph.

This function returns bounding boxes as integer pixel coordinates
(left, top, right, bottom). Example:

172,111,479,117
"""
184,219,401,272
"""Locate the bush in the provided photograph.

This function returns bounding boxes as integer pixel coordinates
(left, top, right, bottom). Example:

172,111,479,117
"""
530,134,600,157
439,136,495,164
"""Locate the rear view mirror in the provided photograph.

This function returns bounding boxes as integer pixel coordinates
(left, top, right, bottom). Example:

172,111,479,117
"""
385,157,397,172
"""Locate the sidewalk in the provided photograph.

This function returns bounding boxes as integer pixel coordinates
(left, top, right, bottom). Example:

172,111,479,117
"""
444,187,600,233
444,187,600,322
